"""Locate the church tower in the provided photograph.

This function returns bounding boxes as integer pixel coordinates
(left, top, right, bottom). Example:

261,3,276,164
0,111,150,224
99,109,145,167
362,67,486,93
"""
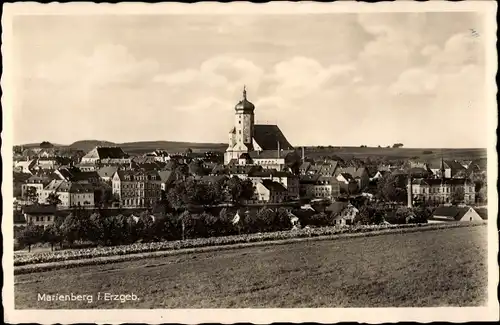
225,86,255,164
234,85,255,148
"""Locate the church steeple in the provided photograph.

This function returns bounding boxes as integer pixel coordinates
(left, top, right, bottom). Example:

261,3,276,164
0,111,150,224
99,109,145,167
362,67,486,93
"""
243,85,247,100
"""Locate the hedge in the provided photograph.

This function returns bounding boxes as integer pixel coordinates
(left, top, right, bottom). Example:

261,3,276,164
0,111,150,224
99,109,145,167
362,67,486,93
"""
14,221,486,274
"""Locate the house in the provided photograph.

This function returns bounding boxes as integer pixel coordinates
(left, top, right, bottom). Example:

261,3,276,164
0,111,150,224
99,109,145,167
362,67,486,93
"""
41,180,95,208
337,167,370,190
112,170,163,208
22,204,58,228
13,159,37,174
157,170,176,192
21,174,52,203
255,179,287,203
299,162,312,175
428,205,483,223
97,166,119,182
325,201,359,226
336,173,359,194
245,169,300,200
428,159,466,178
54,167,100,185
80,146,130,165
370,170,388,181
411,178,475,205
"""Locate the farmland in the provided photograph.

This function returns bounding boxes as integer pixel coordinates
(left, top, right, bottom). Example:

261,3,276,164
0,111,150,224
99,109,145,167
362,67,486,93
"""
15,225,488,309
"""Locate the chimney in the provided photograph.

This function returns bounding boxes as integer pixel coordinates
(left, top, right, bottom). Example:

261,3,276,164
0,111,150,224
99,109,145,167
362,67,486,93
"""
407,174,413,208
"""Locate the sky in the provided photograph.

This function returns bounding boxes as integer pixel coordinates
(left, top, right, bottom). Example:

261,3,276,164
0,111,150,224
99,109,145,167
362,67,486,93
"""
11,11,490,148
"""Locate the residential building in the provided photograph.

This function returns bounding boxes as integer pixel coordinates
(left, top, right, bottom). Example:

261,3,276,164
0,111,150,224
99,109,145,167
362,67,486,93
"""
428,205,483,223
336,173,359,194
21,174,52,203
111,170,162,208
254,179,287,203
54,167,100,185
337,167,370,190
246,169,300,200
97,166,119,183
326,201,359,226
13,159,37,174
428,159,466,179
22,204,58,228
411,178,476,204
299,174,340,200
224,87,295,166
41,180,95,208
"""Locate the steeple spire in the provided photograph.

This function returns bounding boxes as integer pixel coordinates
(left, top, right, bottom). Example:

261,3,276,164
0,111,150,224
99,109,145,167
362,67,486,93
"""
243,85,247,100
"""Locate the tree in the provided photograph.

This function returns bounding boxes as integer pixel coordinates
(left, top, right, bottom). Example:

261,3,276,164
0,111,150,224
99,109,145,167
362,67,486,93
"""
392,143,404,148
18,224,43,252
376,174,407,203
46,192,62,206
451,187,465,204
188,160,207,177
42,224,63,251
25,186,38,204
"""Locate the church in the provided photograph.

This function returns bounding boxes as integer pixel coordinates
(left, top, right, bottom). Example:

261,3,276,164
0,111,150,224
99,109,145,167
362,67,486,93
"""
224,87,300,171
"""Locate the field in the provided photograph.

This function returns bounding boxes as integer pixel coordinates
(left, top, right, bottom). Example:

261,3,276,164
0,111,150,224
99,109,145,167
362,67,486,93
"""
15,225,488,309
303,146,487,161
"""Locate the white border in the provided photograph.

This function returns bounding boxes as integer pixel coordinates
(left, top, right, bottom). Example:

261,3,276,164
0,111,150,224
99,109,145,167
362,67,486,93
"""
2,1,498,323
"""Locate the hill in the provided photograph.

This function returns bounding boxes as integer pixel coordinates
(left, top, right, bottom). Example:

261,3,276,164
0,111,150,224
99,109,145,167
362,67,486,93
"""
66,140,227,154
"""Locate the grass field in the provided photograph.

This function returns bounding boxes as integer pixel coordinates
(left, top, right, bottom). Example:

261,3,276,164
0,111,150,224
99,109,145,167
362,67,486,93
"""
14,225,487,309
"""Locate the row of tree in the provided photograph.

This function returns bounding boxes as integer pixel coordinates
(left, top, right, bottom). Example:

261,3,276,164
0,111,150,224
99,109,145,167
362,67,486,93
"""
16,207,298,251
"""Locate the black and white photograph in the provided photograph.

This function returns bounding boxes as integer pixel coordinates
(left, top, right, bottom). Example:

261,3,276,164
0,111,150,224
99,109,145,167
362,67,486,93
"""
2,1,498,323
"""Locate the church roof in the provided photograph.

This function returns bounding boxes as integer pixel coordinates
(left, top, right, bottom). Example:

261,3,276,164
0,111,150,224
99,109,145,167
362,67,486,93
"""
253,124,294,151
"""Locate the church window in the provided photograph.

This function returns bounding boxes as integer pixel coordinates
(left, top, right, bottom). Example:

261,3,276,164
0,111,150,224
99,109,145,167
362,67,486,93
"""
239,130,241,134
239,121,241,124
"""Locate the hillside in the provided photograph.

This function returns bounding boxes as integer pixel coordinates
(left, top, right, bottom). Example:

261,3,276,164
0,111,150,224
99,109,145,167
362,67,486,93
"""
67,140,227,154
303,146,487,161
15,225,487,308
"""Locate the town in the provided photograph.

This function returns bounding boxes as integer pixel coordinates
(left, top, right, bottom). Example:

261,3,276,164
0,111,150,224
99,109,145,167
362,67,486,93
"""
12,87,488,251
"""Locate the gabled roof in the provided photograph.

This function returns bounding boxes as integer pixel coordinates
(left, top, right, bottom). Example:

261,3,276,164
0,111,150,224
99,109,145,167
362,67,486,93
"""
431,206,475,221
97,166,118,178
253,124,294,151
261,179,287,192
412,178,468,186
325,201,349,214
22,204,58,215
339,173,356,182
83,146,129,160
300,174,321,184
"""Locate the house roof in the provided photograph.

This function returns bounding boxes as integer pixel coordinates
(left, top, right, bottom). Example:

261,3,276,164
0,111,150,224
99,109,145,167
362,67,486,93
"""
300,174,321,184
325,201,349,215
22,204,58,215
412,178,469,186
253,124,294,151
339,173,356,182
247,149,295,159
261,179,287,192
300,162,311,171
431,206,475,221
97,166,118,178
157,170,174,183
83,146,129,160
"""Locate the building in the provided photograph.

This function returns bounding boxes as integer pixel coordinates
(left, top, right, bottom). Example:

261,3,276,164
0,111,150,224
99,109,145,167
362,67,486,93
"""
80,146,131,165
410,178,475,205
428,158,466,179
224,87,296,168
53,167,100,185
336,173,359,194
299,174,341,200
97,166,119,183
428,205,483,223
254,179,287,203
13,159,37,174
22,204,58,228
21,175,52,203
41,180,95,208
111,170,162,208
337,167,370,191
246,169,300,200
325,201,359,226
